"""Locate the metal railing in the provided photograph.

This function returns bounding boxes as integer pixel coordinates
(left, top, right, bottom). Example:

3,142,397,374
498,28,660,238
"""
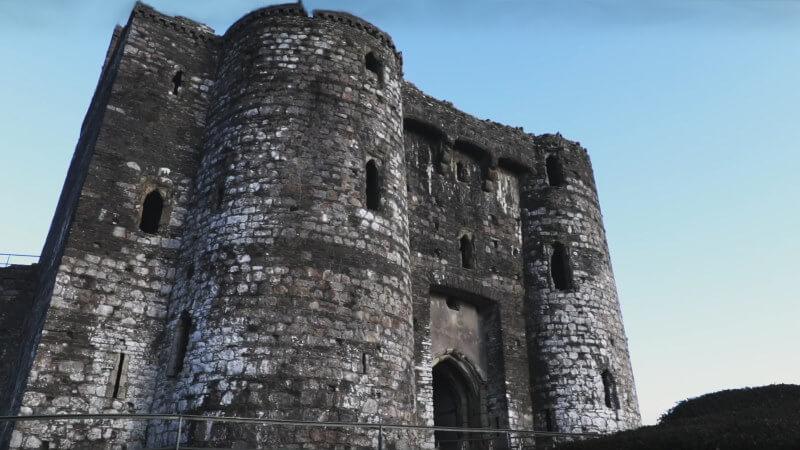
2,413,597,449
0,253,39,267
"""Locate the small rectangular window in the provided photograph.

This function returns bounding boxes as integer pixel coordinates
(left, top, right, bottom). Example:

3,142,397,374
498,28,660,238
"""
546,154,566,187
365,52,384,86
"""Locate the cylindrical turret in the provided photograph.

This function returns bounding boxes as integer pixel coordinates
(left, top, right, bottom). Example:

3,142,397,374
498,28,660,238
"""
148,4,414,448
521,135,640,434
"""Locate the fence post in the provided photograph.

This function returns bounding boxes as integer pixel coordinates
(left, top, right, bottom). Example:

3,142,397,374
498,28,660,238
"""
175,415,183,450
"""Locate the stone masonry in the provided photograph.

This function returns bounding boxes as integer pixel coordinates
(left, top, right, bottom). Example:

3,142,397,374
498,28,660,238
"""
0,2,640,449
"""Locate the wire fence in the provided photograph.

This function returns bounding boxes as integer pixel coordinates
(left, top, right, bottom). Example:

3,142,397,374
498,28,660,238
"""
0,253,39,267
2,413,596,449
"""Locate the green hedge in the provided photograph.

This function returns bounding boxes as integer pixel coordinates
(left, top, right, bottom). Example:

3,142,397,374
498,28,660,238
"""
556,384,800,450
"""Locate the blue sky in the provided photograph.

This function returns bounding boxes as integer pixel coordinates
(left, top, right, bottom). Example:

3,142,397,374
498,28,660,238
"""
1,0,798,426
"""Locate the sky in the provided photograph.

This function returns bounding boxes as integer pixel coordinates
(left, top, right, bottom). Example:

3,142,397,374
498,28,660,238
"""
1,0,798,426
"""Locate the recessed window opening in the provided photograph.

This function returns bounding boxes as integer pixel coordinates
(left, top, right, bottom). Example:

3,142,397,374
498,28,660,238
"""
456,162,468,182
365,52,384,85
244,48,256,74
171,70,183,96
212,148,235,212
460,234,474,269
365,159,381,211
404,119,445,174
214,182,225,211
361,353,369,374
453,139,489,163
550,242,572,291
168,312,192,378
498,157,530,176
110,352,127,399
545,154,566,187
545,409,555,432
139,190,164,234
602,370,619,409
445,297,460,311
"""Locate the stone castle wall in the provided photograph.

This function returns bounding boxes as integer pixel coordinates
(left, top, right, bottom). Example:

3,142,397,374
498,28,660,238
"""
3,2,640,449
0,264,39,423
7,4,217,448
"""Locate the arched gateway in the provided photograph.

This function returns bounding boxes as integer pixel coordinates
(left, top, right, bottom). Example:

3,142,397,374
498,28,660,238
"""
432,355,484,449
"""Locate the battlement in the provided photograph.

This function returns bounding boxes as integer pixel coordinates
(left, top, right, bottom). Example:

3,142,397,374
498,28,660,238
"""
313,10,402,63
132,2,215,40
222,2,402,64
224,2,308,38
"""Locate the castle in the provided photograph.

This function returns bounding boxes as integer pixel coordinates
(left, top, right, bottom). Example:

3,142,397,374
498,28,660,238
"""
0,2,640,448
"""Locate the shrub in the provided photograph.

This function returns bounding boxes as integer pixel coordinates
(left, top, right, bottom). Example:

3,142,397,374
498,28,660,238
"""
555,384,800,450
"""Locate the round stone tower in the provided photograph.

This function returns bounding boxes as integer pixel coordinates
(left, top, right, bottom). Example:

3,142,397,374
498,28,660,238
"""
149,4,414,448
521,135,640,434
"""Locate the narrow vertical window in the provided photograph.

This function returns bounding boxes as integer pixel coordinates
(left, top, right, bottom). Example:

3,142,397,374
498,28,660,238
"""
365,159,381,211
361,353,368,374
244,48,256,75
172,70,183,95
108,352,128,399
550,242,572,291
460,234,474,269
602,370,619,409
544,409,555,432
545,154,566,187
365,52,384,85
168,312,192,378
456,162,467,182
213,182,225,211
211,148,234,212
139,190,164,234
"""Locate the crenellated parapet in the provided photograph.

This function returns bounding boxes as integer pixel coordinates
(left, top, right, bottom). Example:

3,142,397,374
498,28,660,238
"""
313,10,403,64
132,2,216,40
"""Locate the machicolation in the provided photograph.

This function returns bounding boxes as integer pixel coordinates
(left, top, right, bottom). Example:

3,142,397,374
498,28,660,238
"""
0,2,641,449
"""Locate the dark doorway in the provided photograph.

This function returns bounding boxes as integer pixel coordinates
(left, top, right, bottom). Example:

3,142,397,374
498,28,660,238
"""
433,358,481,449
